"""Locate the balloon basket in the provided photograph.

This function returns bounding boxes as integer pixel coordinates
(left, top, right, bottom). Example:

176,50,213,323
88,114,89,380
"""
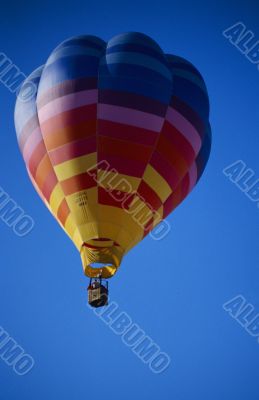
87,277,109,308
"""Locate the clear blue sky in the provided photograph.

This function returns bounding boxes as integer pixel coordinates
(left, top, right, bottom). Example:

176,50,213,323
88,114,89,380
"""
0,1,259,399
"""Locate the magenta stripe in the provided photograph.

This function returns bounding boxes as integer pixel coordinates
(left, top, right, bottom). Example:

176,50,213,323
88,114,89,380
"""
188,163,198,192
23,128,43,164
38,89,98,123
166,107,202,155
98,104,164,132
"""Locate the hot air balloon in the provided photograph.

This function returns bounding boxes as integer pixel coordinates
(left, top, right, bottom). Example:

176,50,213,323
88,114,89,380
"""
15,33,211,307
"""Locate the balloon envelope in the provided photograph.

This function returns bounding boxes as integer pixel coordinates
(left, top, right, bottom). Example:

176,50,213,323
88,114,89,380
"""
15,33,211,278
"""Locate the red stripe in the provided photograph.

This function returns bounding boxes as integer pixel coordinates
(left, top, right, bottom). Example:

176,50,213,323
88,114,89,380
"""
82,241,121,248
162,120,195,166
98,120,158,146
40,104,97,136
49,135,96,165
41,171,58,202
61,172,96,196
137,180,162,211
150,151,180,191
98,135,153,164
156,134,188,177
163,189,182,219
92,238,119,245
97,154,146,177
28,141,47,177
83,243,103,249
98,187,134,209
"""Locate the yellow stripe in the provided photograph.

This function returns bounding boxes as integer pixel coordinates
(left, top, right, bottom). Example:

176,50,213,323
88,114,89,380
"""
65,188,98,225
143,164,172,202
54,153,96,181
49,183,64,215
63,214,78,244
97,205,144,247
72,228,84,250
98,169,140,193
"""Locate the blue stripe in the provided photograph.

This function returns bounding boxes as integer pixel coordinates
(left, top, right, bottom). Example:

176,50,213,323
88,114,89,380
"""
107,32,164,54
196,124,212,180
103,52,171,80
99,62,172,89
167,55,204,79
39,56,100,93
173,77,209,121
15,67,43,137
47,45,103,66
98,75,171,104
54,35,106,51
106,43,168,64
172,68,207,94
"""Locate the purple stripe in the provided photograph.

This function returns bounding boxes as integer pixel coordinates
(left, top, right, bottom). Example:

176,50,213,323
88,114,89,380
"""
188,163,198,192
38,89,98,123
37,77,98,108
166,107,201,155
98,104,164,132
23,128,43,163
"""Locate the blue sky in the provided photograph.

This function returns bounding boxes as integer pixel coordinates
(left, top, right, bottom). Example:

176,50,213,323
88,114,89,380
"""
0,0,259,399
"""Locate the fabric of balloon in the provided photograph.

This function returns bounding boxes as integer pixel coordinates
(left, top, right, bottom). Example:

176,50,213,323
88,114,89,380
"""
14,32,211,279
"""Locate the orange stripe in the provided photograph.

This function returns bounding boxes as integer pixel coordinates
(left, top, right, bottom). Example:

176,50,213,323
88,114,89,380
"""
43,119,97,151
28,141,47,177
35,154,54,190
57,198,70,226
